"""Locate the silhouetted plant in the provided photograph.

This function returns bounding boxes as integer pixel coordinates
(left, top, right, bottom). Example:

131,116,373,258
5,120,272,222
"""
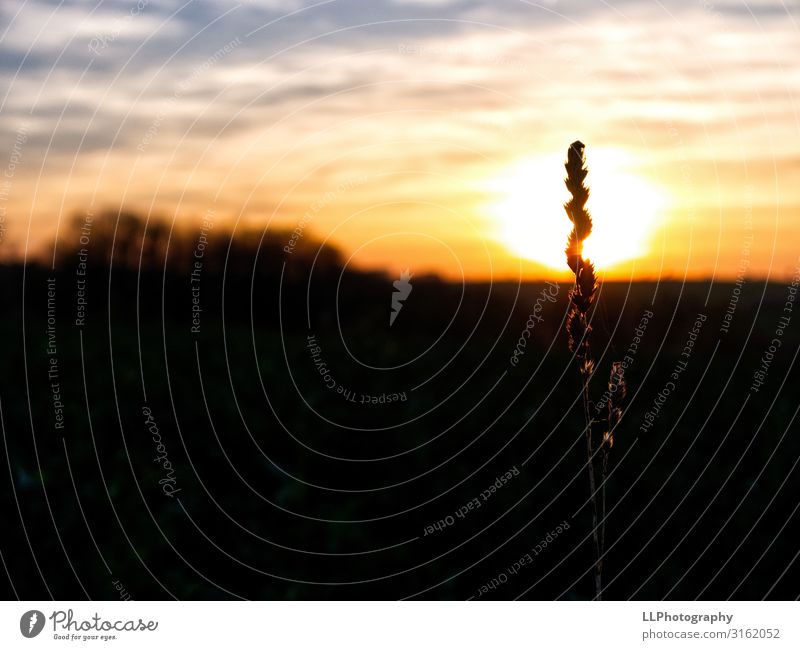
562,141,626,600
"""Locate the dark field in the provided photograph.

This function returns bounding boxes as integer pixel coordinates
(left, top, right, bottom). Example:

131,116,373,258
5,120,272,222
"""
1,214,798,600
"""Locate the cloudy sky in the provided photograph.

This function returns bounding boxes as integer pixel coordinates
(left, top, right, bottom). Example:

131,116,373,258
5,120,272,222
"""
1,0,798,278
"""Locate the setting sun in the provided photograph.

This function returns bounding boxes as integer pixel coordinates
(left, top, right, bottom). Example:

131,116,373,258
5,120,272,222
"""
485,150,668,272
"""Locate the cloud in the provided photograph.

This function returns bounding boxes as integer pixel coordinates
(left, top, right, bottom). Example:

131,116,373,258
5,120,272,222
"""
1,0,797,273
0,0,186,54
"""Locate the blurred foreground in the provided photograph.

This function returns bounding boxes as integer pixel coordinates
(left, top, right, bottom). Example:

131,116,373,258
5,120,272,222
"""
1,212,798,600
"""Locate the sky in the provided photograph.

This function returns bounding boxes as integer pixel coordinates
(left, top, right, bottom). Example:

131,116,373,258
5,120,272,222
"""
0,0,798,279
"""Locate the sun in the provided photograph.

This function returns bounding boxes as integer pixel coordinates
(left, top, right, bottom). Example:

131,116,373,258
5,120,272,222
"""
484,149,666,271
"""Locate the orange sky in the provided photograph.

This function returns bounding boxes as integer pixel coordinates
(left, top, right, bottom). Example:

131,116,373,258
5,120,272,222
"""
1,0,798,280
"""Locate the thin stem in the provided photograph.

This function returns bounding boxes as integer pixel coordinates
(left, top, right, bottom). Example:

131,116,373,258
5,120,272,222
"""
579,313,602,601
600,448,608,555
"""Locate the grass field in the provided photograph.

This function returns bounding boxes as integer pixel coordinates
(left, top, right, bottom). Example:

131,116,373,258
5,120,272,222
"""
2,243,798,599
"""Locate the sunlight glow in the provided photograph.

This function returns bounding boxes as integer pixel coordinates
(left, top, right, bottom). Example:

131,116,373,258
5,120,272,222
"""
484,150,667,271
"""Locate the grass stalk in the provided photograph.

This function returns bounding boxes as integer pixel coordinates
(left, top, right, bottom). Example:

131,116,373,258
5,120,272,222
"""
560,141,629,598
562,140,603,599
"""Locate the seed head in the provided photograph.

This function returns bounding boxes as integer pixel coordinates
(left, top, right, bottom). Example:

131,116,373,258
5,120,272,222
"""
603,361,627,448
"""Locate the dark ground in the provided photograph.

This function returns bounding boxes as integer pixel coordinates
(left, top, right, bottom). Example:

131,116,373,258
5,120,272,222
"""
1,213,798,600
